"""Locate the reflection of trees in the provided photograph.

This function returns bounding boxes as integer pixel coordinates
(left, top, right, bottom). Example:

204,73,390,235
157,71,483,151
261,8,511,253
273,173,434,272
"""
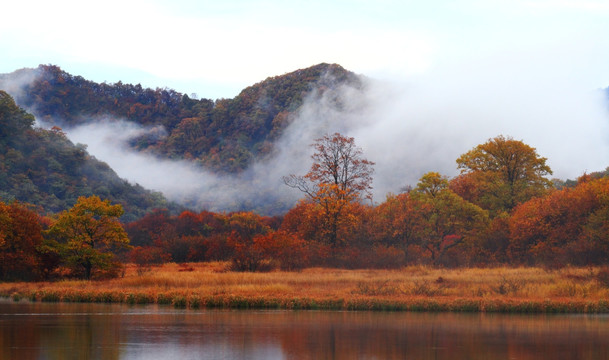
0,302,122,360
2,303,608,359
274,312,608,360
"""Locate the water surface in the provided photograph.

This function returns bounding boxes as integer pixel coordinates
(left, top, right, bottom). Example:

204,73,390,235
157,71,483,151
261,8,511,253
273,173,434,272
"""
1,299,608,359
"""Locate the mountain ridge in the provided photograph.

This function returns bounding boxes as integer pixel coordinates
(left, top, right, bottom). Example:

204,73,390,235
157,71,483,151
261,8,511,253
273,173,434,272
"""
1,63,363,173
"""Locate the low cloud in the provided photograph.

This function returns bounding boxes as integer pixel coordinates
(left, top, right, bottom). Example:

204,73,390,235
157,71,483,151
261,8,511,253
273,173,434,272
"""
10,58,609,214
59,119,299,213
279,58,609,200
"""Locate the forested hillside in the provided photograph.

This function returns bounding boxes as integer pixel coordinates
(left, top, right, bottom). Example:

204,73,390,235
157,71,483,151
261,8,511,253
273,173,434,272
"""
2,63,362,173
0,91,178,221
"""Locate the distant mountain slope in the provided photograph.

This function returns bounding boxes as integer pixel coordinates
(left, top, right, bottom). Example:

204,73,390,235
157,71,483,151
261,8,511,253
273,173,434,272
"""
0,91,179,221
1,63,363,173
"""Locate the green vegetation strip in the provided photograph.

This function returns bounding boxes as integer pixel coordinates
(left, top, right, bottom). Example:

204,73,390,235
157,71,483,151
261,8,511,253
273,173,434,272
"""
2,290,608,313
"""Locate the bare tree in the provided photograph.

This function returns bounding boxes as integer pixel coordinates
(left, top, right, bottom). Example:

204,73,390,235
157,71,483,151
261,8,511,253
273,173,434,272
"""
283,132,375,201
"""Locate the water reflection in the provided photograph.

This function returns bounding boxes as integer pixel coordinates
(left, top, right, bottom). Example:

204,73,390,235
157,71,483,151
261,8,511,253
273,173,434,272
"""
1,300,609,359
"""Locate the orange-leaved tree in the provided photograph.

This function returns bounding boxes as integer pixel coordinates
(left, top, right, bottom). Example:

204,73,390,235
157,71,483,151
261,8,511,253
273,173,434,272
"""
367,192,429,264
0,201,50,280
226,212,272,271
508,176,609,266
283,133,374,248
253,230,312,271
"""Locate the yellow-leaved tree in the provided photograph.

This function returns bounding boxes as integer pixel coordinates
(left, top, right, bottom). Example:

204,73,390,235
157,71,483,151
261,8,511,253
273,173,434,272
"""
46,196,130,279
454,135,553,215
411,172,489,265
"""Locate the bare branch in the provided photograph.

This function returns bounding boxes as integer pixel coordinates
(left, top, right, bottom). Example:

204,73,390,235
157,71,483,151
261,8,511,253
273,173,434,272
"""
282,174,315,199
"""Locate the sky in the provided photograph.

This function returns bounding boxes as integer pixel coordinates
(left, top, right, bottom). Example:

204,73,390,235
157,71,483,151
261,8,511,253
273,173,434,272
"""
2,0,609,99
2,0,609,210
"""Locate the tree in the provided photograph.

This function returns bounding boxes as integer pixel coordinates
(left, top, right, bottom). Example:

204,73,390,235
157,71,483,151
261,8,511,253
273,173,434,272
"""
0,91,35,146
129,246,171,275
46,196,130,279
415,172,450,197
0,201,46,280
508,177,609,266
368,192,428,256
254,230,312,271
411,172,489,266
283,133,374,247
226,212,272,271
455,135,552,214
284,133,375,201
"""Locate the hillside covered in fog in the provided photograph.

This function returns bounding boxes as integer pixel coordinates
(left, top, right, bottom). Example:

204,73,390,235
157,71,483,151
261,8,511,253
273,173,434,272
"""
1,63,608,216
0,90,178,221
1,63,362,173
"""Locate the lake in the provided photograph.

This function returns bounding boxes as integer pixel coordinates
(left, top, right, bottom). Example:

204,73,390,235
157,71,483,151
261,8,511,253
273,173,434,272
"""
1,299,608,359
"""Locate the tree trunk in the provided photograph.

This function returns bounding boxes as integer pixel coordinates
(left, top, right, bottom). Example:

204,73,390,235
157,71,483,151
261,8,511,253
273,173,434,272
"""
83,260,92,280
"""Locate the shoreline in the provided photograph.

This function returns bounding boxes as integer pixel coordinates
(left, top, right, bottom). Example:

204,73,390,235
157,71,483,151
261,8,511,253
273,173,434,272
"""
2,292,609,314
1,263,608,314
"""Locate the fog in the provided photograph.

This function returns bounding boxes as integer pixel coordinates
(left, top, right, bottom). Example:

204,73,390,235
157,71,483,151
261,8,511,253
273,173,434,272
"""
62,120,299,213
4,59,609,214
352,59,609,197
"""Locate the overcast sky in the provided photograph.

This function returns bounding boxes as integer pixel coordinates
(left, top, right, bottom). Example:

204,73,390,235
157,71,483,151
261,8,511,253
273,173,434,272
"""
2,0,609,99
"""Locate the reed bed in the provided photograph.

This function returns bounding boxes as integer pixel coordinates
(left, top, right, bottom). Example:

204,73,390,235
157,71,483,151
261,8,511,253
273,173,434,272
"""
1,263,608,313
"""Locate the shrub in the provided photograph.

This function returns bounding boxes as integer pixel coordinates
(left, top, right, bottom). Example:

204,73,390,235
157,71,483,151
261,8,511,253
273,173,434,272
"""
129,246,171,275
157,293,172,305
367,245,405,269
254,231,312,271
596,267,609,287
172,295,187,308
189,295,201,309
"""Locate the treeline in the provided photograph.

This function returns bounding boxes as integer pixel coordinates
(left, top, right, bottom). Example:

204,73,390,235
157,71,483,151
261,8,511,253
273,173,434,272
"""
108,132,609,272
0,196,129,281
6,63,361,173
2,133,608,281
123,170,609,271
0,91,179,221
2,170,607,281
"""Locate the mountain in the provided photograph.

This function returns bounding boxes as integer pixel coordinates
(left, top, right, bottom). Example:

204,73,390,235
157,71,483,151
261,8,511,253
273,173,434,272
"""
0,91,179,221
1,63,363,173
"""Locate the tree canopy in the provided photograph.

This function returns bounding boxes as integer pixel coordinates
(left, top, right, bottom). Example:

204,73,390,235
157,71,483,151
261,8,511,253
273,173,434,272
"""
508,176,609,266
283,133,374,247
0,201,46,280
455,135,553,214
284,133,375,202
411,172,489,265
46,196,131,279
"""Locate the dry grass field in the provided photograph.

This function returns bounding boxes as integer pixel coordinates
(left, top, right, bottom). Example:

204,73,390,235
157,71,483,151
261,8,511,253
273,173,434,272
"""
1,263,609,313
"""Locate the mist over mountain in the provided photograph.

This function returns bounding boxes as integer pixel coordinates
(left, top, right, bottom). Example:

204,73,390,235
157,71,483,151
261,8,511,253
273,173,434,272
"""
1,63,608,215
0,90,179,221
1,64,368,214
1,63,362,173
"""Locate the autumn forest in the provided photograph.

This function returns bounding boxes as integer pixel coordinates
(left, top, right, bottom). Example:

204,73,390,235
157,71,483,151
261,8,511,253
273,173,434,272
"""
1,64,609,283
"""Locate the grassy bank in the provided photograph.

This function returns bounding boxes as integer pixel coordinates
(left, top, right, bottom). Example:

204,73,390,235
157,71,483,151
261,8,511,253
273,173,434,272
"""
1,263,609,313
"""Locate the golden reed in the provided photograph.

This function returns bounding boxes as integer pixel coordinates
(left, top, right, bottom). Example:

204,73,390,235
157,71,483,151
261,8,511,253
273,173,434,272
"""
1,263,608,313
